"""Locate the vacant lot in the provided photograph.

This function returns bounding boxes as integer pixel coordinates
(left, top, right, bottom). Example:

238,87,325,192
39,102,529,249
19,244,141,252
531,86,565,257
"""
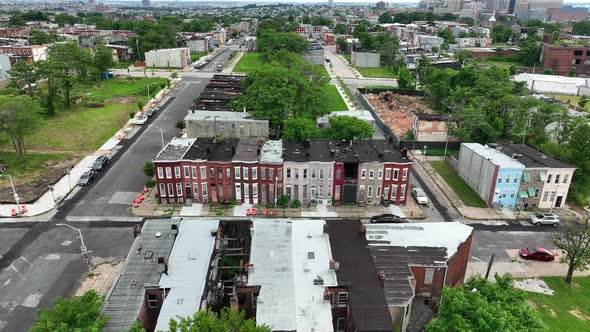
355,66,396,78
547,94,589,111
526,276,590,332
430,160,487,208
0,77,167,192
233,53,262,74
322,85,348,112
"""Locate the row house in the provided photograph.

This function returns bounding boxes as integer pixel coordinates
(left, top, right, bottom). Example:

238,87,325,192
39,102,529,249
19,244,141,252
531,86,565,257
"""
0,45,47,63
153,138,411,206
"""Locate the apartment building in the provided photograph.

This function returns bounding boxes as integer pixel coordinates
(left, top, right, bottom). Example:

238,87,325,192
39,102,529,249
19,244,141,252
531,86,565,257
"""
153,138,411,206
541,42,590,77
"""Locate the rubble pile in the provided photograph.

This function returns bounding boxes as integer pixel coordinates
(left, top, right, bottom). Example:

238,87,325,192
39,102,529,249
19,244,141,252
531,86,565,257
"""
367,92,433,139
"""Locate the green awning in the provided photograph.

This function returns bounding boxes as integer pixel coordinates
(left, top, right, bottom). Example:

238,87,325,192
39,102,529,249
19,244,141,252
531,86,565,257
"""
528,187,536,197
519,191,529,198
539,172,546,182
523,172,531,183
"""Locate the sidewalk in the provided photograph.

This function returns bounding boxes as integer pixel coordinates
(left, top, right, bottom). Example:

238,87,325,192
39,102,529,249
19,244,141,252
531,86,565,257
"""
224,51,243,73
0,79,180,220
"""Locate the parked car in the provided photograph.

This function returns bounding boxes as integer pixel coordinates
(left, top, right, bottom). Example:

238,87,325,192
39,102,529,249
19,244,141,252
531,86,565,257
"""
78,170,96,186
370,214,409,224
529,213,560,226
91,155,109,172
216,64,223,72
412,187,428,205
325,58,331,62
519,247,556,261
144,108,156,117
133,114,148,125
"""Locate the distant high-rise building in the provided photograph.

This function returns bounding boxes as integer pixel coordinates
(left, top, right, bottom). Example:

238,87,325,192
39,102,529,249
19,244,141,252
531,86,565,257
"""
328,0,333,5
142,0,150,7
376,1,386,10
89,0,95,5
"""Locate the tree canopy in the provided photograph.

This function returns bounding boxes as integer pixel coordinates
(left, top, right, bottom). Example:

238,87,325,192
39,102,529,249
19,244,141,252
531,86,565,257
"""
0,94,43,162
572,20,590,36
167,308,270,332
30,290,107,332
324,116,374,141
256,29,309,54
554,220,590,285
426,275,542,332
491,24,514,44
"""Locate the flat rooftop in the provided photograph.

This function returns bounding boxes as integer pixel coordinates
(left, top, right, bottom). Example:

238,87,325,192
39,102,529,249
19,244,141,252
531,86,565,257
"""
462,143,525,169
155,220,219,331
154,138,195,161
185,110,264,122
259,140,283,164
247,219,337,332
102,219,177,332
497,144,574,169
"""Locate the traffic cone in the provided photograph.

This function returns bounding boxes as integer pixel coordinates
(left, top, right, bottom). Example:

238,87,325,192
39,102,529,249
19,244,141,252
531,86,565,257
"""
143,186,148,193
246,208,251,216
133,201,139,208
11,208,17,216
269,208,274,216
21,205,27,214
263,208,267,216
252,208,257,216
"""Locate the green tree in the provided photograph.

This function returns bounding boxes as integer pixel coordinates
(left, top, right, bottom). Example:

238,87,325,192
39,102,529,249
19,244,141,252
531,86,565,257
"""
426,275,542,332
28,30,64,45
47,42,92,108
336,37,348,53
168,308,270,332
324,116,374,141
491,24,514,43
30,290,107,332
572,20,590,36
8,61,40,97
578,95,588,109
143,161,155,178
257,30,309,54
437,29,455,44
91,39,115,81
554,220,590,285
0,94,43,162
515,38,540,66
397,66,415,89
542,68,553,75
334,23,347,34
568,66,577,77
565,121,590,205
282,117,321,141
378,12,393,24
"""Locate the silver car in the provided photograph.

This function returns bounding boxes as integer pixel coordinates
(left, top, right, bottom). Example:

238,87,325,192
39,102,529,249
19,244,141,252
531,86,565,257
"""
529,213,560,226
412,187,428,205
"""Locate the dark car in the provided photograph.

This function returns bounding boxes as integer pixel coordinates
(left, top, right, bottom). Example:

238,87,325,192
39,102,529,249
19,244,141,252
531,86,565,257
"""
370,213,409,224
144,108,156,117
91,155,109,171
519,247,556,261
78,170,96,186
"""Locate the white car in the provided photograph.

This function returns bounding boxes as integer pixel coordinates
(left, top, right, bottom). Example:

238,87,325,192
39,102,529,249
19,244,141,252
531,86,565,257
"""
412,187,428,205
529,213,560,226
133,114,148,125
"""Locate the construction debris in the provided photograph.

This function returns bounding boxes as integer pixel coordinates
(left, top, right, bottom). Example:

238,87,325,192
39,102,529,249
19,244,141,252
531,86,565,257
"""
366,92,434,139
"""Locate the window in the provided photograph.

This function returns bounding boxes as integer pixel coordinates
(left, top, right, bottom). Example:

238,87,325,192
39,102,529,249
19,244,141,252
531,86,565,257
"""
148,294,158,308
226,167,231,179
377,186,381,198
510,190,515,198
244,184,250,198
555,174,560,184
542,191,549,202
167,183,174,197
497,176,503,184
328,169,332,179
402,168,408,180
261,167,266,179
303,169,308,179
252,167,258,180
174,166,181,178
183,166,190,178
574,50,583,56
367,186,373,197
392,185,398,199
191,166,197,179
286,168,291,179
546,174,552,184
209,167,215,179
573,58,582,65
424,268,434,285
159,183,166,197
337,292,348,306
550,191,556,202
502,190,507,198
328,185,332,197
235,166,241,179
385,168,391,180
505,175,510,183
585,60,590,65
369,170,374,179
176,183,183,196
193,182,199,197
361,169,366,179
201,183,208,197
319,169,324,179
513,175,518,183
535,188,539,198
311,168,316,179
563,174,569,184
294,169,299,179
252,184,258,198
393,169,399,180
336,318,345,332
243,167,249,180
319,185,323,198
269,168,274,180
165,167,172,179
378,170,383,179
400,184,406,199
277,168,283,180
200,166,206,179
157,167,164,179
336,169,342,179
218,167,224,179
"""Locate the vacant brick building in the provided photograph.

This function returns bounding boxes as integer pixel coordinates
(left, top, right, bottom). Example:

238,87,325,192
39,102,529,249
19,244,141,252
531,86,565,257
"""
541,42,590,76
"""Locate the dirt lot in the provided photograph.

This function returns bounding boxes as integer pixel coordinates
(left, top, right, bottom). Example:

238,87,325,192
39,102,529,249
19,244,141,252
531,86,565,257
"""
366,92,434,139
0,157,78,204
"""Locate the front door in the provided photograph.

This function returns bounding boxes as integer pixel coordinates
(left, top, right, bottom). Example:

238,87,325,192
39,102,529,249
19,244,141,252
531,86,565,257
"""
235,184,242,201
185,183,192,198
555,195,563,207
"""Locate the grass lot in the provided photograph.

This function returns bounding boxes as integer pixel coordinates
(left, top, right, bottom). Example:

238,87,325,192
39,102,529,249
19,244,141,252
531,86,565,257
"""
430,160,487,207
321,85,348,112
473,59,522,68
190,51,209,62
547,94,589,111
0,151,71,179
355,66,396,78
233,53,262,73
342,54,351,63
526,276,590,332
423,148,459,157
364,85,396,90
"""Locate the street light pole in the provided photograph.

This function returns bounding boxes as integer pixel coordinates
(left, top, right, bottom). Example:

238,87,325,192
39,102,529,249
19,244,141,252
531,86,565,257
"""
56,223,91,273
152,125,165,150
147,82,159,101
1,174,20,214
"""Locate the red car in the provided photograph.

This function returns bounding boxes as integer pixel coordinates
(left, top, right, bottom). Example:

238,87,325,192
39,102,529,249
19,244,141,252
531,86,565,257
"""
519,247,556,261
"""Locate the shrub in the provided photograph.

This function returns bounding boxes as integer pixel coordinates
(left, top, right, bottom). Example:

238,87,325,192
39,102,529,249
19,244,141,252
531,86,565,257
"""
277,195,289,208
146,179,156,188
291,199,301,208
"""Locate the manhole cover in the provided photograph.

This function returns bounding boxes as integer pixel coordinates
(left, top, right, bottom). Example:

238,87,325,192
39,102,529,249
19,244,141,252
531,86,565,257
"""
61,240,72,246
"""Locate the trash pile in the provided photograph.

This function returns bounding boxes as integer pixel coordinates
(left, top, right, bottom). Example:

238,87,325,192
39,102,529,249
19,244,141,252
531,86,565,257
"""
366,92,433,139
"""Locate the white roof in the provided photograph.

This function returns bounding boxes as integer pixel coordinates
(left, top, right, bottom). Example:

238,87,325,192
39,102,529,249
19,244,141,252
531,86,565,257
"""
248,219,337,332
184,110,265,122
513,73,590,86
366,222,473,259
260,140,283,164
317,110,376,123
154,219,219,331
462,143,525,169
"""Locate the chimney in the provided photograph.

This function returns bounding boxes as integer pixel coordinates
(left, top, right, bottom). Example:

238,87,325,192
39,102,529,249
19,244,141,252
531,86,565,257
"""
360,224,366,235
323,224,329,234
323,288,331,301
133,224,142,238
171,224,178,236
206,147,211,155
401,148,408,158
232,146,236,155
257,147,261,156
378,271,385,289
329,259,340,270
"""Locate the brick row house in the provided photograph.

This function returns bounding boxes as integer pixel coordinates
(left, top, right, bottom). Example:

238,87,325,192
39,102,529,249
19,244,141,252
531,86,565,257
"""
153,138,412,206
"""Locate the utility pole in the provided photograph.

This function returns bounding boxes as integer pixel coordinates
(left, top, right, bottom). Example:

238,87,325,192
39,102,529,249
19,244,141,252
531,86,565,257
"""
522,107,533,144
56,223,92,273
1,174,20,214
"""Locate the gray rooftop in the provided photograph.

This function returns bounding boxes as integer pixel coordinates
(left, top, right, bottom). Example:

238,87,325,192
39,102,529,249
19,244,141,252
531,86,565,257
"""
233,138,262,162
154,138,195,161
102,219,177,332
184,110,266,123
260,140,283,164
